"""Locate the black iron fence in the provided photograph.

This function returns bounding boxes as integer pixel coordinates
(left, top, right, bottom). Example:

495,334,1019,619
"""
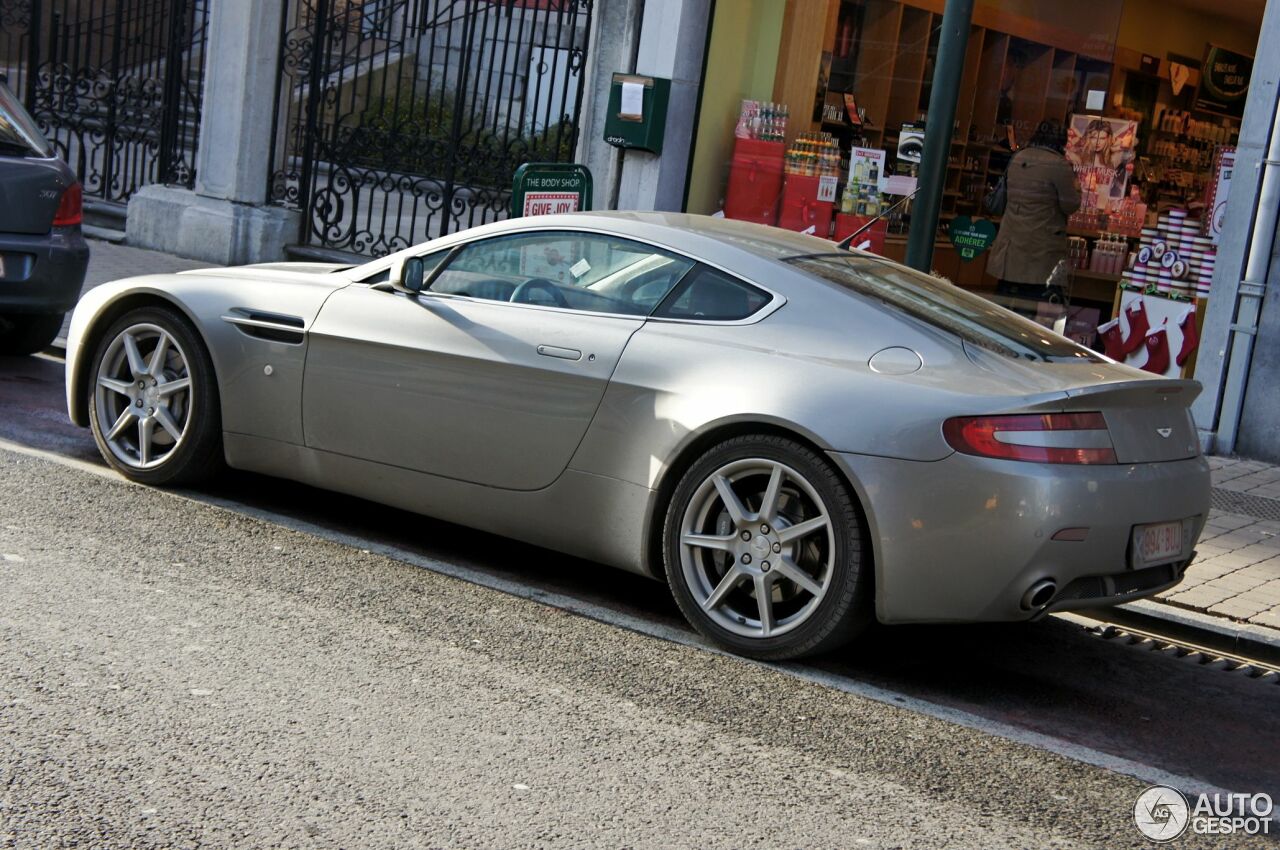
0,0,210,205
269,0,594,257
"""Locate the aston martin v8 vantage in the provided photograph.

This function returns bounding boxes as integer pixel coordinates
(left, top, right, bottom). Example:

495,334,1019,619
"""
65,213,1211,659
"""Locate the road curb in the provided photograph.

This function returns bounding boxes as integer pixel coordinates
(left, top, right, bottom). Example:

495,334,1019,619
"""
1078,599,1280,667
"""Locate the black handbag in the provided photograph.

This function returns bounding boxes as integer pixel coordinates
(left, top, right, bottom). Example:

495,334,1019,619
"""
983,171,1007,216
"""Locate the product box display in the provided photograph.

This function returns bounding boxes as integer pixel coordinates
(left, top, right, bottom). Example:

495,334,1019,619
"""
1122,208,1217,297
723,138,786,225
834,213,887,255
778,173,835,235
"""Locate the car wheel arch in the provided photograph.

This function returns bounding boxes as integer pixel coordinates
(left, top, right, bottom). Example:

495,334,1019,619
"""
71,292,215,427
644,419,878,604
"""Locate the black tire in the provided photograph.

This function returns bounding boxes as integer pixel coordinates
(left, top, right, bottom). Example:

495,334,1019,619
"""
663,434,873,660
0,312,63,355
87,305,223,485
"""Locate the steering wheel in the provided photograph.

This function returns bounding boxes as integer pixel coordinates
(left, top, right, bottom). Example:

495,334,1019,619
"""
510,277,569,308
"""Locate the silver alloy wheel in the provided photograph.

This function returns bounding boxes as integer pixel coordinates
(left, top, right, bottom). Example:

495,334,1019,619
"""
93,322,193,470
679,458,836,639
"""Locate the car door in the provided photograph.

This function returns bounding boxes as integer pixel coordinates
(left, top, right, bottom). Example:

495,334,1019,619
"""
302,230,694,491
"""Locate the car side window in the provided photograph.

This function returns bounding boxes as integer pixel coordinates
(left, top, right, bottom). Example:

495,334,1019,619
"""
653,265,771,322
426,232,695,316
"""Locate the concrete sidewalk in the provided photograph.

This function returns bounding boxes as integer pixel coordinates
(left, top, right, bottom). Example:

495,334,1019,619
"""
1167,459,1280,631
60,239,1280,657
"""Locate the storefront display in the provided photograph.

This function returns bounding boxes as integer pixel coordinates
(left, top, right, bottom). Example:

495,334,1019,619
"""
734,100,790,143
1099,291,1204,377
840,148,885,216
692,0,1259,376
1121,207,1218,297
723,100,790,225
779,132,841,233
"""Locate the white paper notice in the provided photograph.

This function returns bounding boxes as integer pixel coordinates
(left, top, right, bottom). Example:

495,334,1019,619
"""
1085,89,1106,111
884,175,918,196
620,81,644,118
570,258,592,279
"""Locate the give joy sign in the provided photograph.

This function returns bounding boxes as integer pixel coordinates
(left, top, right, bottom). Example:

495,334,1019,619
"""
948,216,997,262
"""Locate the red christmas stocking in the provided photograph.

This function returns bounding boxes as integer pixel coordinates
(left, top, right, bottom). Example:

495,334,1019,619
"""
1098,318,1125,360
1176,308,1200,366
1141,322,1171,375
1121,298,1150,356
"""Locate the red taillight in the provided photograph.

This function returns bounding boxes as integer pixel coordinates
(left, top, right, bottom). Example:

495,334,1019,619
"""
942,412,1117,465
52,182,82,227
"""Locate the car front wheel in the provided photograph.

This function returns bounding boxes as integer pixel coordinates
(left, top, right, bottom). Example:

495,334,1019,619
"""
663,435,872,660
87,306,222,485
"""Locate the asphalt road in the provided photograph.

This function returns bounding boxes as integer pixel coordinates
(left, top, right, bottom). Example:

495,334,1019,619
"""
2,352,1278,848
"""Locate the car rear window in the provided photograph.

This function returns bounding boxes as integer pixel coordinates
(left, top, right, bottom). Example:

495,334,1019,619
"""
653,265,770,321
786,253,1103,362
0,82,51,157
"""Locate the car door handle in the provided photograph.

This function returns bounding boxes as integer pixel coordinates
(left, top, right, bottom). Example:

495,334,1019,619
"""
536,344,582,361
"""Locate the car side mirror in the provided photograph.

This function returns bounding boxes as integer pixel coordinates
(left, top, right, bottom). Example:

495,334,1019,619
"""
390,256,426,294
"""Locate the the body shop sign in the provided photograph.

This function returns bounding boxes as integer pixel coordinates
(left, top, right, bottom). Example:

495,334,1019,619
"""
511,163,593,218
1196,44,1253,118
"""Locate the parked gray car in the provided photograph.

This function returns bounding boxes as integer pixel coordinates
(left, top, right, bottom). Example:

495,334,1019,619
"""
0,81,89,355
64,213,1211,659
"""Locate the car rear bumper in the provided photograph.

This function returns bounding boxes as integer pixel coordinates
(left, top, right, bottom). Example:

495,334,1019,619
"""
0,226,89,315
829,450,1212,624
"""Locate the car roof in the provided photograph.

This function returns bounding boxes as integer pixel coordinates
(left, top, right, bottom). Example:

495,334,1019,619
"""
348,211,859,283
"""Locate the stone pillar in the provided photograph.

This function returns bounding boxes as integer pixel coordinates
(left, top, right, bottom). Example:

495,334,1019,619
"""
613,0,711,212
126,0,299,264
1192,2,1280,454
576,0,645,210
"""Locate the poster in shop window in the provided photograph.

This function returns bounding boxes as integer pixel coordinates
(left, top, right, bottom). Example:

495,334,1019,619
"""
1195,44,1253,119
1065,115,1139,213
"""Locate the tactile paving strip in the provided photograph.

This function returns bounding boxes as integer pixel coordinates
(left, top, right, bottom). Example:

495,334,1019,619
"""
1210,488,1280,522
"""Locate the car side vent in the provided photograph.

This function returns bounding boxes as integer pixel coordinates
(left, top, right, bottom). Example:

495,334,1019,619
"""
221,309,307,345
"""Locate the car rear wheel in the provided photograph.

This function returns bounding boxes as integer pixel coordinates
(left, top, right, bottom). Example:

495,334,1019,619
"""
88,306,222,485
663,435,872,660
0,312,63,355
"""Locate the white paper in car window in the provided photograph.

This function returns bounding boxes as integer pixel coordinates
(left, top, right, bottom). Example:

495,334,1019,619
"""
570,258,591,279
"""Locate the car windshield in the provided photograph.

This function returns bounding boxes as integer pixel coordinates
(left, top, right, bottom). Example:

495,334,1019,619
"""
0,82,52,157
785,253,1103,363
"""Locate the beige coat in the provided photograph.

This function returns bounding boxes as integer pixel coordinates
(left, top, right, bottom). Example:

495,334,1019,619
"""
986,146,1082,285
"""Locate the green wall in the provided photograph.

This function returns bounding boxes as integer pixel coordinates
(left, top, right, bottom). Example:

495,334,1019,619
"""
685,0,787,214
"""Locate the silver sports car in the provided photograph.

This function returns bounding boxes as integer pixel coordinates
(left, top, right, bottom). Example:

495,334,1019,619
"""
65,213,1211,659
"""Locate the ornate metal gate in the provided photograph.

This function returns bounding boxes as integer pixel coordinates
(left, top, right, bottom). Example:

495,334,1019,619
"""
268,0,594,257
0,0,210,205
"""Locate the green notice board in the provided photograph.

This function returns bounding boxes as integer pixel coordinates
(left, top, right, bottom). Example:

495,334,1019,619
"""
603,73,670,154
510,163,593,218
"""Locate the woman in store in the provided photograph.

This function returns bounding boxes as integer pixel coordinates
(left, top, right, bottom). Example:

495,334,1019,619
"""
987,120,1081,313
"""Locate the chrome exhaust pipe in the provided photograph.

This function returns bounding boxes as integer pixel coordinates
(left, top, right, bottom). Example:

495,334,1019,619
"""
1021,579,1057,610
